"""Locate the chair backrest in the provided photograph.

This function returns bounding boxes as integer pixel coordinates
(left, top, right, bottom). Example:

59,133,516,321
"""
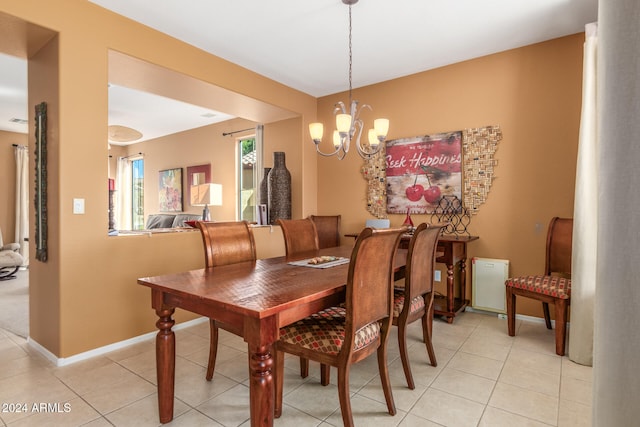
365,218,390,229
344,227,405,348
195,220,256,268
309,215,341,249
405,223,444,302
277,218,319,257
545,217,573,277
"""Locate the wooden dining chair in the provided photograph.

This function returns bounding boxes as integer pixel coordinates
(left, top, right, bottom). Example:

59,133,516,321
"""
392,222,443,389
309,214,341,248
274,227,405,427
195,220,257,380
505,217,573,356
276,217,326,381
277,218,319,256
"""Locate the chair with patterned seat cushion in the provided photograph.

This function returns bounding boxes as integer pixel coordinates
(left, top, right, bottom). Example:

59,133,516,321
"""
392,222,443,389
505,217,573,356
274,227,405,427
195,220,256,380
276,217,329,382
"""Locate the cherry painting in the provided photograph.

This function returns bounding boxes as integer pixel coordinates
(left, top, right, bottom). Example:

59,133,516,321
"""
385,131,462,214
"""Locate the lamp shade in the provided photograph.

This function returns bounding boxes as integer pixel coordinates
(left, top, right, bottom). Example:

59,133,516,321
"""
309,123,324,142
368,129,379,148
336,114,352,134
191,183,222,207
374,118,389,139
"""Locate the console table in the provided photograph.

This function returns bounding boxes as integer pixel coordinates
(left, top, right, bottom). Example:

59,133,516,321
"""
432,235,479,323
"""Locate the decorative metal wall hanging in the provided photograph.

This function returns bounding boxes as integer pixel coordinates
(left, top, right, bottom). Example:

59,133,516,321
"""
34,102,48,262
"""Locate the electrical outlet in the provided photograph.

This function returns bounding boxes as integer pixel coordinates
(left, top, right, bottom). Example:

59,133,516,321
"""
434,270,441,282
73,198,85,214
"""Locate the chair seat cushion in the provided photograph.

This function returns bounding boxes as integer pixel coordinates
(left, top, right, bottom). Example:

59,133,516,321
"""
393,292,425,317
505,275,571,299
279,307,379,355
0,250,24,268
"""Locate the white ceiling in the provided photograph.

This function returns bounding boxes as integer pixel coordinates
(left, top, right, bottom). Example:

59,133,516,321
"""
1,0,598,140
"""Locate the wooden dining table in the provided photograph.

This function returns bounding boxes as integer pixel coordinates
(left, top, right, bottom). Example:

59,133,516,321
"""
138,245,407,426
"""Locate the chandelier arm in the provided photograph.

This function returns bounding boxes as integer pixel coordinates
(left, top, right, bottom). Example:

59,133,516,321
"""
334,101,347,114
314,143,345,158
355,140,383,158
353,103,372,121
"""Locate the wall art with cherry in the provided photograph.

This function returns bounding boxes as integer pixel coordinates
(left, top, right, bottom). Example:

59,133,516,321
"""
361,125,502,218
386,131,462,214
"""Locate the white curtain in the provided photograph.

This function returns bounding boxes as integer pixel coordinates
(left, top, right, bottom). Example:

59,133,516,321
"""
14,145,29,265
255,124,264,202
594,0,640,423
569,23,598,366
115,157,132,230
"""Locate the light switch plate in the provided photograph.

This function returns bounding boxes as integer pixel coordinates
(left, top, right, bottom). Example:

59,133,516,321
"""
73,198,85,214
434,270,441,282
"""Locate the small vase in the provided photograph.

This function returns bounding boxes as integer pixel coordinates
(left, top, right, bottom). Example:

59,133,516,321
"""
267,152,291,224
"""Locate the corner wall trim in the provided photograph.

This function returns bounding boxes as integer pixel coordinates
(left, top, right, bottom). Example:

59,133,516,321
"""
27,317,208,367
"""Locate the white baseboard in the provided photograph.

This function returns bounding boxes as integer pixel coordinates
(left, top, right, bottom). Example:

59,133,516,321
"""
27,317,208,367
465,306,567,327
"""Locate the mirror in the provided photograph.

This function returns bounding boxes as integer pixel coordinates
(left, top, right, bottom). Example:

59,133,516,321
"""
186,164,211,207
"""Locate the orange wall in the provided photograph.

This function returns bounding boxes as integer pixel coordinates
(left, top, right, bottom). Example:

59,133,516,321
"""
316,34,582,318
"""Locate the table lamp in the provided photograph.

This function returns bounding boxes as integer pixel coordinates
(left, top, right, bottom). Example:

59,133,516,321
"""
191,183,222,221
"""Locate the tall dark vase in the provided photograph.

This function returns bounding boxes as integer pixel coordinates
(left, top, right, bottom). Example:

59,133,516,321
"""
267,152,291,224
259,167,271,206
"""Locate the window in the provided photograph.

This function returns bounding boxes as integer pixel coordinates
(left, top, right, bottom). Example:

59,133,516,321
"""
131,158,144,230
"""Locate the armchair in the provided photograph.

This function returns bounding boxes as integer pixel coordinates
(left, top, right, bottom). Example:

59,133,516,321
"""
0,228,24,281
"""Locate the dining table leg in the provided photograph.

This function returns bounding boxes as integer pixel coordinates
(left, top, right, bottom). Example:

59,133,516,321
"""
248,343,275,426
245,316,277,427
155,305,176,423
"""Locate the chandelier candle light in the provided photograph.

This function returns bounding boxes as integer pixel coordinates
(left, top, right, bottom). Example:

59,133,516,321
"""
309,0,389,160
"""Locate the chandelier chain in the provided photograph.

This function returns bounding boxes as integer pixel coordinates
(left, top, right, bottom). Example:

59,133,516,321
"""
348,3,353,103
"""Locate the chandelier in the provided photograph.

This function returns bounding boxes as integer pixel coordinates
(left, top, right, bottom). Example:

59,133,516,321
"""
309,0,389,160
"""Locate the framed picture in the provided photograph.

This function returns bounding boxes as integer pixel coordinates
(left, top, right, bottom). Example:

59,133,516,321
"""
186,164,211,206
386,131,462,214
159,168,183,212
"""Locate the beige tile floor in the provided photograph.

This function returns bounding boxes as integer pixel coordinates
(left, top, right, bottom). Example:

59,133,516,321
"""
0,311,592,426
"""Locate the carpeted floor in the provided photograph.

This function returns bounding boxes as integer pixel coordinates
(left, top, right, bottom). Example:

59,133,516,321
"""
0,268,28,337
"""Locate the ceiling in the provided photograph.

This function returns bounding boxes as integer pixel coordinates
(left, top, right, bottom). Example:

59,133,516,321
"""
1,0,598,141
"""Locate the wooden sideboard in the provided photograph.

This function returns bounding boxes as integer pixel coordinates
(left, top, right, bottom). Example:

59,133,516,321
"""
431,235,479,323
